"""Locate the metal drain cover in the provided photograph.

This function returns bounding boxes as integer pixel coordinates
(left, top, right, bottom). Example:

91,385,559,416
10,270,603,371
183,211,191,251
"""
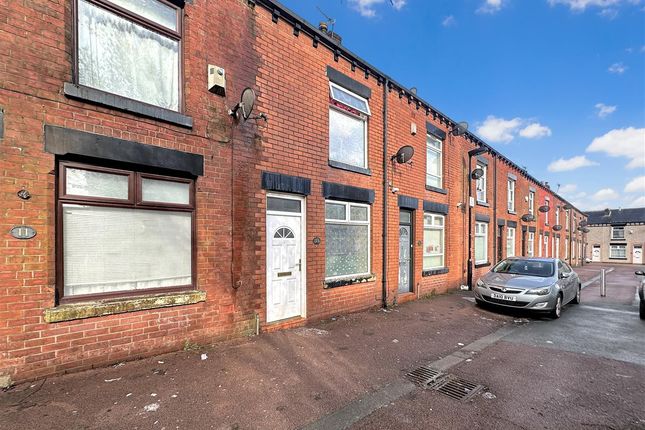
434,376,485,401
405,366,446,388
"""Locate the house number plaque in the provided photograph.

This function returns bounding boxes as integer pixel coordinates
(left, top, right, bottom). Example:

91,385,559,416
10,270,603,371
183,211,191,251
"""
10,225,37,240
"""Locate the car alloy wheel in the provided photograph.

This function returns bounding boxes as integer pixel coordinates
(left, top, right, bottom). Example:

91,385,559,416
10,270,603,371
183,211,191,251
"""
572,286,581,304
551,295,562,319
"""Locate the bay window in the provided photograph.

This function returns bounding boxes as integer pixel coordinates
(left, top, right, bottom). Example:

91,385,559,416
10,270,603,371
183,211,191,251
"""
475,222,488,264
329,83,370,169
426,135,443,188
423,213,445,270
76,0,182,111
58,162,194,302
325,200,370,279
506,227,516,257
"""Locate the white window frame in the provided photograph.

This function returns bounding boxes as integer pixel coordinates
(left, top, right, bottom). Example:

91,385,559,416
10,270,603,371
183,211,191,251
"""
506,226,516,257
565,210,570,230
328,83,370,170
611,226,625,240
507,179,515,212
544,197,550,225
423,213,445,270
476,164,487,203
538,234,543,257
324,199,371,280
426,134,443,189
555,207,560,226
555,237,560,259
527,232,535,257
544,235,549,257
475,221,488,264
528,191,535,216
609,244,626,259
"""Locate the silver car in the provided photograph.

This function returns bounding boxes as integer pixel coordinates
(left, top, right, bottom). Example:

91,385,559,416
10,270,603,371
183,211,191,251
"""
473,258,581,319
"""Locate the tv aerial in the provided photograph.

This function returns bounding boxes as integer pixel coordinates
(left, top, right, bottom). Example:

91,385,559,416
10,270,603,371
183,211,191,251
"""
317,6,336,34
229,88,268,122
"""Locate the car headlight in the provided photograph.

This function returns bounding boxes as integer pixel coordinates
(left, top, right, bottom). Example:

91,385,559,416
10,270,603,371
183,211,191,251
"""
476,279,486,288
526,286,551,296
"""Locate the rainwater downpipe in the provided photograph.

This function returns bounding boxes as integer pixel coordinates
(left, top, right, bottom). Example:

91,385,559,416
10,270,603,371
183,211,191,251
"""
382,78,389,309
492,156,498,264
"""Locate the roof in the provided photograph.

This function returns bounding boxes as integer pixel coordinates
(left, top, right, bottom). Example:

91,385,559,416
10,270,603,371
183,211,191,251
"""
586,207,645,225
256,0,585,216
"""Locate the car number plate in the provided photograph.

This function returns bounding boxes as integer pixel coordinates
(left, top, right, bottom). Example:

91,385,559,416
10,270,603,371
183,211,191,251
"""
491,293,516,301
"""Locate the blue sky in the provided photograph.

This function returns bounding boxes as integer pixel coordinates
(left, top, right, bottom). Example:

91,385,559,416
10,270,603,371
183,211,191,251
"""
278,0,645,210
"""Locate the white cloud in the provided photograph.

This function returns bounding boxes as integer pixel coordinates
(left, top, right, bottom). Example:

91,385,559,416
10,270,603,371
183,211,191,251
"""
595,103,617,118
559,184,578,195
349,0,407,17
548,155,598,172
519,123,552,139
608,62,627,74
477,0,505,14
592,188,619,201
547,0,637,11
586,127,645,169
442,15,456,27
624,175,645,193
476,116,522,143
629,195,645,207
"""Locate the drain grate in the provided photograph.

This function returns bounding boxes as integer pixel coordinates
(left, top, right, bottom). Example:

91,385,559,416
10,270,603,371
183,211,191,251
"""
405,366,446,388
434,376,485,401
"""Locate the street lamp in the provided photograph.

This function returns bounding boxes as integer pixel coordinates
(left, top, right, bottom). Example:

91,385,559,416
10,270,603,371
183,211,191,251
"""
467,146,489,290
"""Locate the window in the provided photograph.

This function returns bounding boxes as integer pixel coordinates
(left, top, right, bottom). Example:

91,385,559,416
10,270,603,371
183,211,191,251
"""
527,232,535,257
507,179,515,212
475,222,488,264
538,234,543,257
565,210,569,230
476,164,487,203
611,226,625,240
426,134,443,188
555,207,560,226
528,191,535,216
565,238,569,259
58,162,194,301
423,213,445,270
325,200,370,279
609,245,626,259
544,198,550,225
329,83,370,169
572,240,576,259
555,237,560,258
544,235,549,257
506,227,516,257
76,0,181,111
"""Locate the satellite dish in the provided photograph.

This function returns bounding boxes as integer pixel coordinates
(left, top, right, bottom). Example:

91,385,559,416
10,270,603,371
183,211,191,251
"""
582,227,590,233
392,145,415,164
521,214,535,222
229,87,256,121
563,204,572,210
471,168,484,180
538,205,550,213
452,121,468,136
579,220,588,227
553,225,562,231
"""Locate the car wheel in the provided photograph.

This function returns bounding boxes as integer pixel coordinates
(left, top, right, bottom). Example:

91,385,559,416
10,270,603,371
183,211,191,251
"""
572,285,581,304
640,299,645,320
475,298,485,307
550,294,562,319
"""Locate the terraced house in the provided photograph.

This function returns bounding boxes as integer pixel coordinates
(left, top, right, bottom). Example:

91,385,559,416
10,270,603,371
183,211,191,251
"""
0,0,587,385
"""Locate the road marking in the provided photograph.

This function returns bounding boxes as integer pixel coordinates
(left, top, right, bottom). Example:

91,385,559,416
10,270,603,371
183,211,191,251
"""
579,305,638,315
581,267,615,289
300,324,518,430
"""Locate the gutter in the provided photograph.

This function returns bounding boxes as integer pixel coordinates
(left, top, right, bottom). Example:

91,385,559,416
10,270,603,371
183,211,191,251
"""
382,78,389,309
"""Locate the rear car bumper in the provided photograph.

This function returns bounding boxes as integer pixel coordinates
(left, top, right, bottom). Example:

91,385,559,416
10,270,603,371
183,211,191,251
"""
473,285,558,311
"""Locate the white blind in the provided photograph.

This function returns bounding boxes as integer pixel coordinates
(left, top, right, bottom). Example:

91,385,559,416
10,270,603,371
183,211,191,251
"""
63,204,191,296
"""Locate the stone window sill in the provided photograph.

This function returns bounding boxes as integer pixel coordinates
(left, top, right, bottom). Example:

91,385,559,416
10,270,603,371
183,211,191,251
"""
477,201,490,208
422,267,449,277
328,160,372,176
44,290,206,323
475,262,491,268
425,185,448,195
64,83,193,128
324,274,376,289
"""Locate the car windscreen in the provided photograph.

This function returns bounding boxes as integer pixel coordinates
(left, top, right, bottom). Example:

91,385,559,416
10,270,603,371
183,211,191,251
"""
492,260,555,278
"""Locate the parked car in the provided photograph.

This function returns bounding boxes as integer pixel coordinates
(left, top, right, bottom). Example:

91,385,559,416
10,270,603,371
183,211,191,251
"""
635,271,645,320
473,258,581,319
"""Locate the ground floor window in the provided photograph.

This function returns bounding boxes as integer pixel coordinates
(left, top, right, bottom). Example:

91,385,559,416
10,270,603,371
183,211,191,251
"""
325,200,370,279
423,213,445,270
475,222,488,264
527,232,535,257
544,235,549,257
59,161,194,301
609,245,626,259
538,234,543,257
555,238,560,259
565,239,569,259
506,227,516,258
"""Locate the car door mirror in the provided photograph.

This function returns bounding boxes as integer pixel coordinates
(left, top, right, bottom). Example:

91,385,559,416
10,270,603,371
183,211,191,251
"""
560,272,570,279
636,270,645,276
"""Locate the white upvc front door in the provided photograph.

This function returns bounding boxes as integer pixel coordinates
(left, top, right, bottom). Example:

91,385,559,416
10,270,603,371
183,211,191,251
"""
266,194,305,323
633,245,643,265
592,245,601,262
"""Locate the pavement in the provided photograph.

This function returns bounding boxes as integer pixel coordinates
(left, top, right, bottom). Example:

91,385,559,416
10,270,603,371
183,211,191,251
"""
1,264,643,430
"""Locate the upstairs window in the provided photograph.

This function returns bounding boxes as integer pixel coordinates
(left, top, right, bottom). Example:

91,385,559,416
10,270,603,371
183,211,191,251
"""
611,226,625,240
544,198,550,225
555,207,560,226
476,164,487,203
565,210,570,230
426,135,443,189
76,0,181,110
507,179,515,212
329,83,370,169
528,191,535,215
